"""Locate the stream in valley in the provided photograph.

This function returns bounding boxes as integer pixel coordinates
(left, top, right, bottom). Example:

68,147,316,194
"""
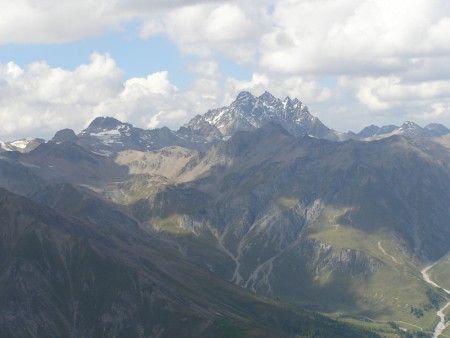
421,262,450,338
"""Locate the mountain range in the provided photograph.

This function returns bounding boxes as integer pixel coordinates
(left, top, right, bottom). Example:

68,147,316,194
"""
1,91,450,337
3,91,448,154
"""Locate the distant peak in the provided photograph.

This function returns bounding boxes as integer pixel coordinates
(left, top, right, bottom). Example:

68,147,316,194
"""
423,123,450,136
232,91,257,110
52,128,77,143
235,91,254,101
424,123,450,132
88,116,124,130
258,91,276,101
401,121,420,128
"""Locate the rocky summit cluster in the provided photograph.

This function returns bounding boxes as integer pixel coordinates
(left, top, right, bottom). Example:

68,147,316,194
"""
1,91,450,337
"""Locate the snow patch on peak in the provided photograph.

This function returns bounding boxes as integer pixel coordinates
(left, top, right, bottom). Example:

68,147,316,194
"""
258,91,276,103
0,138,44,153
10,140,30,149
185,91,335,140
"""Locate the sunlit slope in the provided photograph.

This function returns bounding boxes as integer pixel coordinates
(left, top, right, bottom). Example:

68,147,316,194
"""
111,126,450,332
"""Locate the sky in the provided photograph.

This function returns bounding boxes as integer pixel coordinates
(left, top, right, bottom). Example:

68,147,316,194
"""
1,0,450,140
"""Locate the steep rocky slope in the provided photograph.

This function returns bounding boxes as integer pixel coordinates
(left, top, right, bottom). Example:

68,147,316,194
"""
0,187,379,338
185,91,340,140
111,124,450,331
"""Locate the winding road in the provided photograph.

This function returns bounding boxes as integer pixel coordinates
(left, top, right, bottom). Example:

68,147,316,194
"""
421,261,450,338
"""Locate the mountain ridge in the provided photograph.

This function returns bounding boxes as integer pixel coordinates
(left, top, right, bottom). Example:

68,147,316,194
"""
3,91,448,155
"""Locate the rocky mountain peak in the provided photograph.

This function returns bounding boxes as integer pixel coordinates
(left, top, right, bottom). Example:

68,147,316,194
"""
259,91,277,104
235,90,254,101
86,116,125,132
232,91,257,111
44,92,450,157
184,91,337,140
424,123,450,136
283,96,292,104
357,125,381,138
52,128,77,143
401,121,420,129
399,121,423,136
291,97,304,109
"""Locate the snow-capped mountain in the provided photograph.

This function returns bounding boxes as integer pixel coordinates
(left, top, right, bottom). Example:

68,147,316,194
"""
71,92,343,154
0,138,45,153
76,117,212,153
8,91,446,155
185,91,340,140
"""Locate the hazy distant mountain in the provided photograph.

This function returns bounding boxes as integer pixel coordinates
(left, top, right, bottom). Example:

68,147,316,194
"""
0,91,433,156
354,121,450,140
2,91,449,156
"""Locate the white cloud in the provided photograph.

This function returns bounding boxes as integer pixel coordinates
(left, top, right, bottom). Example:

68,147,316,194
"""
145,1,271,62
0,54,186,139
122,72,178,98
0,0,123,44
0,54,225,139
0,0,230,44
139,20,166,39
187,61,220,77
96,71,183,129
413,103,450,123
0,53,123,139
226,73,270,93
1,0,450,137
341,75,450,111
260,0,450,76
313,74,450,132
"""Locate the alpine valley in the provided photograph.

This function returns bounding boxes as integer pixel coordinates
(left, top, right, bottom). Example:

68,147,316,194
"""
1,91,450,338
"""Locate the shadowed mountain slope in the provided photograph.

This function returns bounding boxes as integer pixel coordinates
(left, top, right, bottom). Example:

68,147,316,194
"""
0,187,378,338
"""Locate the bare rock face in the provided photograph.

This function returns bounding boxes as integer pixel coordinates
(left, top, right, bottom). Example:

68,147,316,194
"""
301,238,384,275
52,128,78,143
184,91,338,140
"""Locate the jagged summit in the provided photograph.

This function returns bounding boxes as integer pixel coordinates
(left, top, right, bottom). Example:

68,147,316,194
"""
39,91,450,155
71,91,342,154
399,121,422,135
185,91,339,140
